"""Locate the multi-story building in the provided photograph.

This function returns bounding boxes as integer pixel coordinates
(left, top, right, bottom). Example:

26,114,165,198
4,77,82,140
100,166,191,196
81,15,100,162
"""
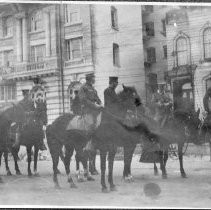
0,3,145,123
142,5,174,103
165,6,211,116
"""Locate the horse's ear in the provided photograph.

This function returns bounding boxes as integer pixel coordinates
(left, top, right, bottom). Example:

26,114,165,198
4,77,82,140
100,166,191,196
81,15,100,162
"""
122,84,125,89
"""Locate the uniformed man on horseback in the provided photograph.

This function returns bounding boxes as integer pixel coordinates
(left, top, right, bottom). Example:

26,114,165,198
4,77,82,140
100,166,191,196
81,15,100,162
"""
104,76,120,120
151,84,172,127
78,73,103,135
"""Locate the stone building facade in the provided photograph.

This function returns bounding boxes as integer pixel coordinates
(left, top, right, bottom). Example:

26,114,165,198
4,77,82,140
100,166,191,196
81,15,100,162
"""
165,6,211,116
0,3,145,123
142,5,173,103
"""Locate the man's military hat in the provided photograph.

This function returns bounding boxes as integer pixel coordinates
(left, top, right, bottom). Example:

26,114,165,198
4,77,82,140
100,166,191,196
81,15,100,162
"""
86,73,95,81
22,89,30,96
109,76,118,84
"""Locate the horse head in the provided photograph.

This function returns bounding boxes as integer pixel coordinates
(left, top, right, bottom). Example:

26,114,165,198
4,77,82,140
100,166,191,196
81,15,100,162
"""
118,84,142,113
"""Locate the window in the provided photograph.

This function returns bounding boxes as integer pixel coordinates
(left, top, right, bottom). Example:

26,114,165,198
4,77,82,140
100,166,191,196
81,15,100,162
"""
30,45,46,62
65,5,80,24
31,10,43,32
0,85,16,101
203,27,211,61
163,45,167,59
176,37,188,66
66,37,83,60
144,5,153,12
145,22,154,36
161,19,166,37
113,43,120,66
3,16,13,37
4,50,14,67
147,47,156,63
111,6,118,29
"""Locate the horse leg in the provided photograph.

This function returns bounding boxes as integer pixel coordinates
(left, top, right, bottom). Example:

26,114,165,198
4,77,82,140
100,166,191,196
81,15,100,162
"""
34,146,39,176
89,150,99,175
123,144,136,182
100,149,108,193
4,151,12,176
75,152,85,182
81,150,95,182
178,143,187,178
164,150,168,168
209,141,211,162
64,145,77,188
11,148,21,175
108,147,117,191
154,162,158,176
0,151,3,183
27,146,33,177
159,150,167,179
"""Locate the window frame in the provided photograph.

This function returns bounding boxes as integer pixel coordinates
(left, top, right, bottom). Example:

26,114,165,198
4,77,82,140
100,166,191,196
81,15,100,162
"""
176,37,188,66
66,37,83,61
113,43,120,67
0,85,16,102
145,22,155,37
64,5,81,25
31,10,43,32
30,44,46,63
111,6,118,30
146,47,156,63
2,16,13,38
203,27,211,62
163,45,167,59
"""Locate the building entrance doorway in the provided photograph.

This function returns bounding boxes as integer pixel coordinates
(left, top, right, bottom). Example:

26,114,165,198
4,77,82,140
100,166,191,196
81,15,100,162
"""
173,79,194,113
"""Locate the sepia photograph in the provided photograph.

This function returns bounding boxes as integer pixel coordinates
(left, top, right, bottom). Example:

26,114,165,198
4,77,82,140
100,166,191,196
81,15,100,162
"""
0,0,210,208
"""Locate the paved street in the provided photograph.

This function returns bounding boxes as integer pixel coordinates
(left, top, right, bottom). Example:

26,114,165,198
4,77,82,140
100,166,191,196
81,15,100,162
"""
0,154,211,208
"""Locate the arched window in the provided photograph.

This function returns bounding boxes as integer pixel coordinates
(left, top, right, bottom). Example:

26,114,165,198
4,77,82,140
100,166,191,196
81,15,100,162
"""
176,37,188,66
203,27,211,60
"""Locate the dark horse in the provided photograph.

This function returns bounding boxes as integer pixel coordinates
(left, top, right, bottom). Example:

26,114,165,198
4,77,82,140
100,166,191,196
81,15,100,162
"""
46,85,160,191
142,108,202,179
0,103,26,180
0,101,46,177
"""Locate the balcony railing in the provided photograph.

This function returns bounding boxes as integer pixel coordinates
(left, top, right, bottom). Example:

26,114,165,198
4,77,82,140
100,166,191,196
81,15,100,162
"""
27,61,46,71
0,60,59,80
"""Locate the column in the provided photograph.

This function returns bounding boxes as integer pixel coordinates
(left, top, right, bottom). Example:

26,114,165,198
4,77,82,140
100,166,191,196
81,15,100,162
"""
16,18,22,62
45,12,51,57
22,17,28,62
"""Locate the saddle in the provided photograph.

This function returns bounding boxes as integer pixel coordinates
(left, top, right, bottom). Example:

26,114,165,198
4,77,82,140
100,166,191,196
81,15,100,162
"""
66,113,102,131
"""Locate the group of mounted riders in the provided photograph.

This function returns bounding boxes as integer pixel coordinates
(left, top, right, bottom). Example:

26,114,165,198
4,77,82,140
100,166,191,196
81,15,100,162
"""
10,72,211,155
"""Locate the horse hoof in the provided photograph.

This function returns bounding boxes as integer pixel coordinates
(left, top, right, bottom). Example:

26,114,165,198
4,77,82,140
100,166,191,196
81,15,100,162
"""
110,185,117,192
123,176,132,183
162,174,167,179
102,187,109,193
181,173,187,178
28,173,33,177
16,171,22,175
34,173,40,177
87,176,95,181
7,171,12,176
70,183,77,188
154,171,159,176
91,170,99,175
55,184,61,189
